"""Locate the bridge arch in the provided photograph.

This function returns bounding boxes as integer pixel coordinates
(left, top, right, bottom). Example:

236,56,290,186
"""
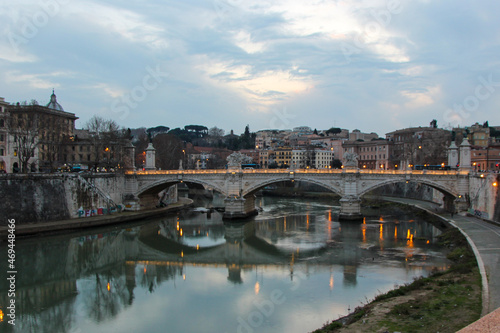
136,179,226,198
242,176,342,197
358,178,459,199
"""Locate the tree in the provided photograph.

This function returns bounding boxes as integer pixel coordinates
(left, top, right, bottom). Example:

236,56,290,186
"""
208,126,225,148
85,115,125,171
153,133,183,170
147,126,170,138
208,126,225,137
8,111,39,172
430,119,437,128
331,159,343,169
326,127,342,136
134,130,149,168
239,125,256,149
313,128,318,135
184,125,208,137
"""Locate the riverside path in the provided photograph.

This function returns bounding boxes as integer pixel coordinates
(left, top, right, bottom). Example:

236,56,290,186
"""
382,196,500,316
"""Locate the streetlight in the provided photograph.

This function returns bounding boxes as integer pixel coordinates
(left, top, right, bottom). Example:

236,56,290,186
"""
182,149,186,169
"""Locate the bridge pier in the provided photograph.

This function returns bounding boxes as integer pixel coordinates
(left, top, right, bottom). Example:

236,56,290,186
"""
339,195,363,221
223,195,258,220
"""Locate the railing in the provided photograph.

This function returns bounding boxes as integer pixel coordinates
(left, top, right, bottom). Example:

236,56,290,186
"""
77,174,119,208
126,168,460,176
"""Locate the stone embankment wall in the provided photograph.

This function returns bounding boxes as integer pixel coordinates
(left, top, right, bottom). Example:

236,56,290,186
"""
468,173,500,221
369,182,438,202
0,174,124,226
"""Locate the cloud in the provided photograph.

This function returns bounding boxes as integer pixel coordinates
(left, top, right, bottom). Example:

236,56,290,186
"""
5,70,73,89
63,1,169,50
0,0,499,135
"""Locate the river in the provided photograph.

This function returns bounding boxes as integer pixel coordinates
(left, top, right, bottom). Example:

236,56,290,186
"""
0,195,450,333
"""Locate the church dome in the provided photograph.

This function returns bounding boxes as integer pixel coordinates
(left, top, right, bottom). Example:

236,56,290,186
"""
46,89,64,111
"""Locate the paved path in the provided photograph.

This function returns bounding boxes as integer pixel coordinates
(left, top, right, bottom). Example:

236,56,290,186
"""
382,196,500,316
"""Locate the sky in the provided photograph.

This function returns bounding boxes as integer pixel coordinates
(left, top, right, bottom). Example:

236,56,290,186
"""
1,0,500,136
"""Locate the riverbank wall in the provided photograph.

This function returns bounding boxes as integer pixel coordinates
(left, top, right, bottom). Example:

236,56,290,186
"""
0,173,126,226
0,197,193,238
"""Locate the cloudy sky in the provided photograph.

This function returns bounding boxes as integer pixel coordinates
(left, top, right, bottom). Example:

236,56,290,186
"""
1,0,500,135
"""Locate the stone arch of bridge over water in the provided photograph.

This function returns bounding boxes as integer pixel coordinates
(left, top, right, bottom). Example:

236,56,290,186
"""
224,177,343,219
242,177,343,198
136,179,226,209
357,178,459,212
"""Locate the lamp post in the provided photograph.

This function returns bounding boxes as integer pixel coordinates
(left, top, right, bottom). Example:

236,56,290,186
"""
182,149,186,169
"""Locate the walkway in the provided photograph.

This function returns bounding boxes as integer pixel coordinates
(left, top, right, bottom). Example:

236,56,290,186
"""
382,196,500,316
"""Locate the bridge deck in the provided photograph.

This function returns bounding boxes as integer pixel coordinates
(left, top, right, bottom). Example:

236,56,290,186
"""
126,169,461,176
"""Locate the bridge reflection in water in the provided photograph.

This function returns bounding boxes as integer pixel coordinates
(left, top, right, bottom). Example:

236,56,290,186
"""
0,197,450,333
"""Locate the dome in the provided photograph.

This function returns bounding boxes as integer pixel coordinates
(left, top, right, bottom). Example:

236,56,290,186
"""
46,89,64,111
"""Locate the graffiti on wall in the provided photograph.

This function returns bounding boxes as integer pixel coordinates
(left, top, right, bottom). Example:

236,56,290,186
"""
468,208,489,220
77,205,123,218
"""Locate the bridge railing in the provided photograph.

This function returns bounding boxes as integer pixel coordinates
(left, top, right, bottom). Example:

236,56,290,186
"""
358,169,459,175
125,169,460,176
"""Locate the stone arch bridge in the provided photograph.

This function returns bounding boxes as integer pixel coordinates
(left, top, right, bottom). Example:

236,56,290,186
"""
122,167,471,220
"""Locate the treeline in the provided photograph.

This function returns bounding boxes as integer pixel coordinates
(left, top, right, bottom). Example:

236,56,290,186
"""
136,124,256,150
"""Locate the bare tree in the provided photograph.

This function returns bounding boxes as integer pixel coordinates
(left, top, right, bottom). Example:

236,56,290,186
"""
134,130,149,169
8,110,39,172
208,126,225,137
85,115,125,171
153,133,183,170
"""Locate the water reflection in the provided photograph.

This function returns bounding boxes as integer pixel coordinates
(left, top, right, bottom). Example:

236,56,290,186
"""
0,196,449,333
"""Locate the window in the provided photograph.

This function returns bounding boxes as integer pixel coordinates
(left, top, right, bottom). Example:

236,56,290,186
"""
0,119,4,127
0,147,4,156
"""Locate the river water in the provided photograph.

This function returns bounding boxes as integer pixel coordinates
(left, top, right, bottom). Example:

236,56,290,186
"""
0,195,450,333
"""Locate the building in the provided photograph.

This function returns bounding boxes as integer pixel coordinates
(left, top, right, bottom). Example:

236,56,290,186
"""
467,122,490,147
255,129,289,149
238,149,259,164
1,91,134,173
259,149,274,168
292,126,313,135
343,139,390,169
274,147,293,168
291,149,307,169
7,91,78,172
0,97,10,172
349,129,379,141
386,127,451,170
471,145,500,172
314,149,334,169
